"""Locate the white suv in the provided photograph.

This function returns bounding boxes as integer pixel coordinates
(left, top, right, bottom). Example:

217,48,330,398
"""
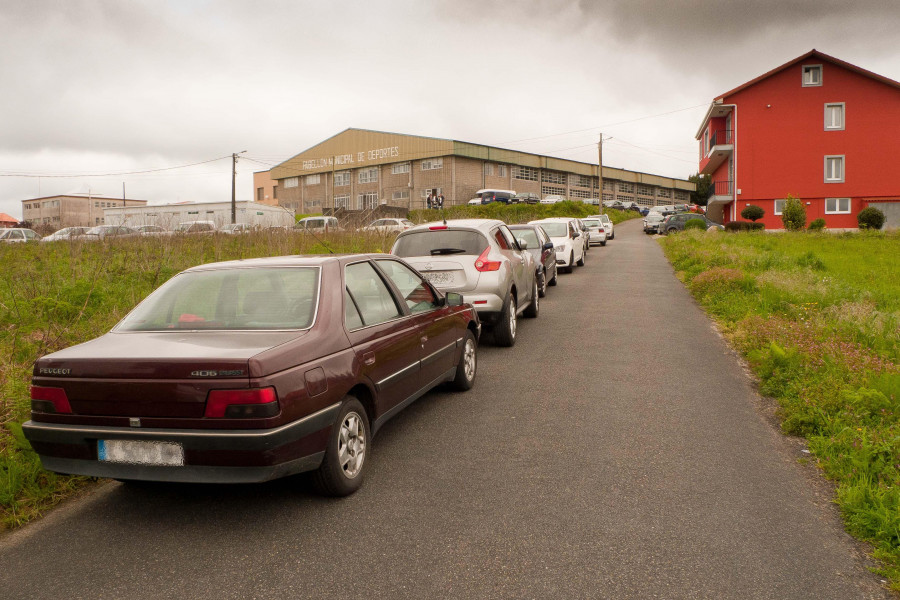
392,219,538,346
528,218,586,273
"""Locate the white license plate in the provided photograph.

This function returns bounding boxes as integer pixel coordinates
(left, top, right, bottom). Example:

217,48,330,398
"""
98,439,184,466
422,271,453,285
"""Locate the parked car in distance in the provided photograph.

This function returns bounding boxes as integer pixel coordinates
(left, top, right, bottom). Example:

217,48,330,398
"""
40,227,88,242
479,190,514,204
508,224,558,297
643,213,666,234
135,225,169,236
513,192,540,204
362,218,415,233
0,228,41,243
174,221,216,234
23,254,480,496
580,217,608,246
220,223,252,235
83,225,140,240
529,218,585,274
540,195,565,204
597,214,614,239
659,213,724,234
295,216,340,233
580,198,601,206
391,219,538,347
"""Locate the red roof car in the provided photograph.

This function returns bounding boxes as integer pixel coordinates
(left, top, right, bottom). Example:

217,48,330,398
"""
24,254,480,496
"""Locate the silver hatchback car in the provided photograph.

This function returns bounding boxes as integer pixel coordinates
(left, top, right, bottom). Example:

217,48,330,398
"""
392,219,538,346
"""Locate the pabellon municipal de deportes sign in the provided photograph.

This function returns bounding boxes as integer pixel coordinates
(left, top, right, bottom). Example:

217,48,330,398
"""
302,146,400,170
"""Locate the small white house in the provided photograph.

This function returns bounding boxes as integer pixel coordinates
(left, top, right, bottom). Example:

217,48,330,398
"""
103,201,295,230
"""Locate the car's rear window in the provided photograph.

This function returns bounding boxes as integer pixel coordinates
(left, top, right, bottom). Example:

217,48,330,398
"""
392,230,488,257
116,267,319,331
537,222,568,237
582,220,600,227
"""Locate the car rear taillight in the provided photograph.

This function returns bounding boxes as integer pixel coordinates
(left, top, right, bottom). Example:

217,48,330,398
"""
474,247,501,272
31,386,72,414
599,228,605,233
205,387,279,418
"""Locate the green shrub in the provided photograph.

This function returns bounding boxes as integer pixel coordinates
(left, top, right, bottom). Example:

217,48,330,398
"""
724,221,765,232
781,195,807,231
684,218,706,231
808,218,826,231
740,204,765,222
858,207,886,230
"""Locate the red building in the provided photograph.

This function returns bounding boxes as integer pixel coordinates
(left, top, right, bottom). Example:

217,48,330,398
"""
697,50,900,229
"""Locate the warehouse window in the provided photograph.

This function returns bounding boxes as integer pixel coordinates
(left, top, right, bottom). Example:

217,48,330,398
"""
825,198,850,214
541,185,565,197
513,166,538,181
542,171,566,185
392,190,410,202
484,163,493,176
618,195,634,204
306,174,321,185
618,182,634,194
421,158,443,171
284,177,299,188
637,184,653,196
675,190,689,201
824,103,844,131
358,168,378,184
570,174,592,188
334,171,350,186
358,192,378,210
602,180,614,191
334,195,351,209
569,189,593,199
657,188,671,199
498,165,507,177
391,163,410,175
602,193,614,203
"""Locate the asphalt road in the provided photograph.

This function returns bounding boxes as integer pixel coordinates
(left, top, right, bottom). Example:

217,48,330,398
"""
0,219,891,599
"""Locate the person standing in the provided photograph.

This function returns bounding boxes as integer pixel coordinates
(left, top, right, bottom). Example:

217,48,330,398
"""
437,193,444,209
426,193,433,210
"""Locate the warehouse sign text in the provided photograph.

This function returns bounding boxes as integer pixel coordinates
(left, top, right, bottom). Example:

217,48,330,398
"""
302,146,400,170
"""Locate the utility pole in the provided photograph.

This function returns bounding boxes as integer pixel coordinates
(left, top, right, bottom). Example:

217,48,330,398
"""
598,133,604,215
231,151,246,224
122,182,126,207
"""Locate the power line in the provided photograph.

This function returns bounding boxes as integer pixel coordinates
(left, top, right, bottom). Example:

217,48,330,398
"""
0,155,232,178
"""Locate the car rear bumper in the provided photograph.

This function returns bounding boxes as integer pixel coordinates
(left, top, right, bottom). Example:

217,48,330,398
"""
461,292,504,317
588,232,607,244
22,402,341,484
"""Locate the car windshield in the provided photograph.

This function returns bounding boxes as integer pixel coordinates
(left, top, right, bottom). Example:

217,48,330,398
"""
511,229,539,248
116,267,320,331
537,222,568,237
392,230,488,257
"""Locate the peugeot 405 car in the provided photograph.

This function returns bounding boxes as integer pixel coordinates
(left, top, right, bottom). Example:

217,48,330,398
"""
391,219,538,347
24,254,480,496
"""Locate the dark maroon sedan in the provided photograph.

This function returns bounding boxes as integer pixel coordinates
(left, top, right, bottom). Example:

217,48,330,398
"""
24,254,480,496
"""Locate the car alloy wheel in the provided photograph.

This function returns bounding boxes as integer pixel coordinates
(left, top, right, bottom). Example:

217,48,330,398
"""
338,411,366,479
538,269,547,297
524,279,539,318
493,294,517,347
452,330,477,390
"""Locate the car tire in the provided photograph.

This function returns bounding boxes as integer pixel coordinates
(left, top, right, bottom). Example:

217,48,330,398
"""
548,266,558,286
576,252,585,267
537,269,547,298
493,294,517,347
601,241,606,246
524,279,539,318
312,397,369,497
451,330,477,391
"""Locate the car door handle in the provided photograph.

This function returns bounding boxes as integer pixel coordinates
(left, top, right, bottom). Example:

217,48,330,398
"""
363,352,375,366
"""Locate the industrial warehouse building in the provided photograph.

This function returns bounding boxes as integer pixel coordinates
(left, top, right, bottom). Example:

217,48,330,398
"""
103,201,294,230
255,128,695,214
21,194,148,228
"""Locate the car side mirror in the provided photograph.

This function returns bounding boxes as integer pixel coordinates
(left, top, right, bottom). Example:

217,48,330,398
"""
517,239,528,250
446,292,464,307
542,241,554,251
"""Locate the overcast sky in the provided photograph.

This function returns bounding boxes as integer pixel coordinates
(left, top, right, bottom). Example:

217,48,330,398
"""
2,0,899,219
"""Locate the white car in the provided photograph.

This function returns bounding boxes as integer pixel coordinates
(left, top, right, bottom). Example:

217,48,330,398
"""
597,214,615,240
467,198,482,206
528,217,585,273
540,195,564,204
41,227,88,242
579,217,608,246
362,218,415,233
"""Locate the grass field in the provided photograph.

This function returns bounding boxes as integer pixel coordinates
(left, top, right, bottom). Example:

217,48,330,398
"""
0,204,639,530
660,229,900,586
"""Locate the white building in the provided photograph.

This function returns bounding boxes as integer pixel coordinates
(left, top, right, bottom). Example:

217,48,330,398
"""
103,201,295,230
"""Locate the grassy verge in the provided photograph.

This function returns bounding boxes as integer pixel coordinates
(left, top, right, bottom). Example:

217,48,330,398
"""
410,201,641,225
0,231,392,530
660,229,900,586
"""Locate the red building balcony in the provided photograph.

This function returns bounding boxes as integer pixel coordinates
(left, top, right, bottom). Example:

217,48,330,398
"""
699,129,733,175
